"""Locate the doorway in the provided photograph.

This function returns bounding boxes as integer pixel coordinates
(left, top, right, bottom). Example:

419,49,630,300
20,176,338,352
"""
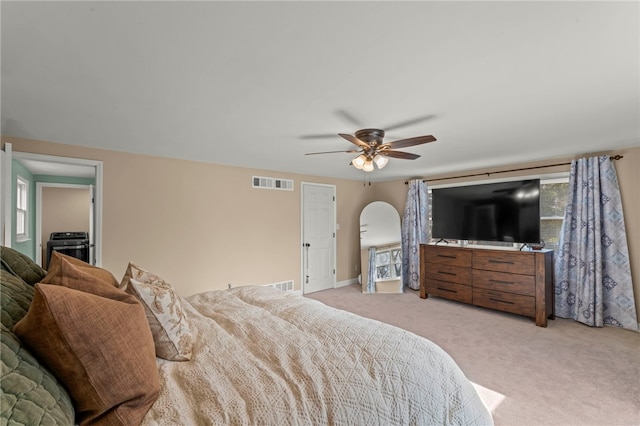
1,143,103,266
37,184,94,267
301,182,336,294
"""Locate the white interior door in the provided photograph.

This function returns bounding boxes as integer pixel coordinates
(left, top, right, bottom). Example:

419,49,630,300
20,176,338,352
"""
302,183,336,294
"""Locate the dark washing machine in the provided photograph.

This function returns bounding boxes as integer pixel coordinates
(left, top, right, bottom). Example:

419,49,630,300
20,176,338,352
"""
46,232,90,268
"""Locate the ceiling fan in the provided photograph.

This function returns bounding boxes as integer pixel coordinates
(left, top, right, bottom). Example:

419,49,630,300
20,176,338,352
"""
305,128,437,172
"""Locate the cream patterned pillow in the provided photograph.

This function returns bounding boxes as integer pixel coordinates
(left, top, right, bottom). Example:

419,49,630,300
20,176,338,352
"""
121,262,192,361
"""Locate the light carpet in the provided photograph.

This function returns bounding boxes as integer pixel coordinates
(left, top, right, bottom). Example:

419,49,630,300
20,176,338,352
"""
306,284,640,426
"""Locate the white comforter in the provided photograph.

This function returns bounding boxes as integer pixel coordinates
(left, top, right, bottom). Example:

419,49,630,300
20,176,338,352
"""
142,286,493,425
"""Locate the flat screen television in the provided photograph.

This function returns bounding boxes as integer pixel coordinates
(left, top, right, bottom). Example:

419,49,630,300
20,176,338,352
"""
431,179,541,244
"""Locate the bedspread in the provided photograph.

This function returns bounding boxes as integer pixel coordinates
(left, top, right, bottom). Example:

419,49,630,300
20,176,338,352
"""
142,286,492,425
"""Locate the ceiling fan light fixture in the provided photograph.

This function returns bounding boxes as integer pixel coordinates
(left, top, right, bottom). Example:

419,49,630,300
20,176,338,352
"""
352,154,366,169
373,154,389,169
363,159,374,172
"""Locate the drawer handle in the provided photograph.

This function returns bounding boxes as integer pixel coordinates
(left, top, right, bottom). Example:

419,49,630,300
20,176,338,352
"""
438,287,457,294
489,279,513,285
438,271,457,276
489,298,514,305
489,260,514,265
438,255,457,259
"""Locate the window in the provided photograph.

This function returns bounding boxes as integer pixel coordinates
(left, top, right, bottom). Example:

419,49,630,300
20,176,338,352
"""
539,177,569,252
16,176,29,241
375,247,402,281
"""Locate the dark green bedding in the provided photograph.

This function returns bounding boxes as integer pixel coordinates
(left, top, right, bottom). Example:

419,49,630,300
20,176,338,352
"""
0,246,47,286
1,248,74,425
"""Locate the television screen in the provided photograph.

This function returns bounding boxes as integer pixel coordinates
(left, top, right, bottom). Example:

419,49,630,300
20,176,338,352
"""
432,179,541,244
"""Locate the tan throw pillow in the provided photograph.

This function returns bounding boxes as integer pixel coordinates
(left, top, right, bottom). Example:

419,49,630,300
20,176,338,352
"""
121,262,192,361
44,251,119,291
13,283,159,426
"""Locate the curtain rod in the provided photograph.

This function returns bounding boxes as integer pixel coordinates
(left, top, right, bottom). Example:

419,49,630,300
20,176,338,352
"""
405,155,623,184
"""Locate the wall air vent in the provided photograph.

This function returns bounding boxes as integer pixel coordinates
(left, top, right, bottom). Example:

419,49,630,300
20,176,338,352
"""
252,176,294,191
274,178,294,191
262,280,295,292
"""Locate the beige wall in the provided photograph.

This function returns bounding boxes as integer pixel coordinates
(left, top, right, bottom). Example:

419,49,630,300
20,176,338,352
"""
4,136,638,319
614,147,640,319
375,146,640,321
3,137,377,296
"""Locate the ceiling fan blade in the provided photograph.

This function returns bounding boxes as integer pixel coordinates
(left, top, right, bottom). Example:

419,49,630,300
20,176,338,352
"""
335,109,363,127
339,133,369,148
381,150,421,160
384,135,436,149
383,114,437,132
305,149,360,155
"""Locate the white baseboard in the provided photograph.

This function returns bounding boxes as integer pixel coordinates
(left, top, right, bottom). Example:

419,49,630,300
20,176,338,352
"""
297,278,357,296
336,278,359,288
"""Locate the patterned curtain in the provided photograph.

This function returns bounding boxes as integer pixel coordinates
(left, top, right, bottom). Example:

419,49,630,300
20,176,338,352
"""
402,180,429,291
555,156,638,330
367,247,376,293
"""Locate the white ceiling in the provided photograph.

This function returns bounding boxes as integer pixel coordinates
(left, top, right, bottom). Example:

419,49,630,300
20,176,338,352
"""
17,158,96,179
2,1,638,182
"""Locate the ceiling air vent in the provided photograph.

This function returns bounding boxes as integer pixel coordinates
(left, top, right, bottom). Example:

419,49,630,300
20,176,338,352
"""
252,176,294,191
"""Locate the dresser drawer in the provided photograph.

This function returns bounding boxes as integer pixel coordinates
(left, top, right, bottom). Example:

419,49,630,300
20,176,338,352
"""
424,246,472,268
426,263,471,285
473,251,534,275
425,279,472,304
473,270,535,296
473,288,535,317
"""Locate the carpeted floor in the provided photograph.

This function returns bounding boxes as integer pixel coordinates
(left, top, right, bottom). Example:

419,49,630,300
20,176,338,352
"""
306,284,640,426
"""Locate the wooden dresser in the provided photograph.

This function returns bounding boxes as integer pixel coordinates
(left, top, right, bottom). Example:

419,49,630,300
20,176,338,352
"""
420,244,554,327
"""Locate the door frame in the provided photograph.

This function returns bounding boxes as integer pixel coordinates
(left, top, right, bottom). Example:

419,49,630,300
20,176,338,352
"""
1,145,12,246
1,144,104,266
300,182,336,294
35,182,95,266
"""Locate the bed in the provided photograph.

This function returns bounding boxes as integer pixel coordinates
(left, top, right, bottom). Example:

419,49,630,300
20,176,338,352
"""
1,246,493,426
